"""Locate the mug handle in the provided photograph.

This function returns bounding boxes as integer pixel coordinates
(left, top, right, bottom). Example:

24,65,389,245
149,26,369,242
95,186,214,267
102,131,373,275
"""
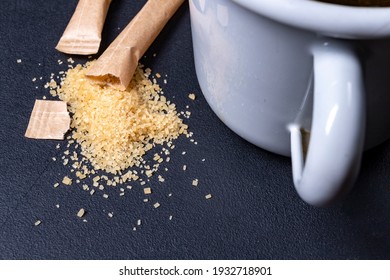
289,39,366,207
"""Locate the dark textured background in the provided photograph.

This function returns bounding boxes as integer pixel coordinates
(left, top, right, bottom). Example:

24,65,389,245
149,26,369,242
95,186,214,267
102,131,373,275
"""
0,0,389,260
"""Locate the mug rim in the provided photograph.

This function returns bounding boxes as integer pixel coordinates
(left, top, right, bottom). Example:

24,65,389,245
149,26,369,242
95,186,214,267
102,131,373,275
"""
232,0,390,39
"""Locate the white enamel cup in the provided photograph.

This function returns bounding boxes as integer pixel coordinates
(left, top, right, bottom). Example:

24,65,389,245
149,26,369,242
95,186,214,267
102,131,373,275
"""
189,0,390,206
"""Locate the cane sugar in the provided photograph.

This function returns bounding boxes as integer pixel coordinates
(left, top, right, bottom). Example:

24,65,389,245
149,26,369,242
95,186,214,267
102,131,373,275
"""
55,61,188,174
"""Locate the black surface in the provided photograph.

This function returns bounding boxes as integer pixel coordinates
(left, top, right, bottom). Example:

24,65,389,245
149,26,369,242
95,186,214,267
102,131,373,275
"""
0,0,390,260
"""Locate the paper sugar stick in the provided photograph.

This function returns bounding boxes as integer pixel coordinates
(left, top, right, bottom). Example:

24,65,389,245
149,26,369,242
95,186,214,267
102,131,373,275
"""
25,100,70,140
56,0,112,55
86,0,185,91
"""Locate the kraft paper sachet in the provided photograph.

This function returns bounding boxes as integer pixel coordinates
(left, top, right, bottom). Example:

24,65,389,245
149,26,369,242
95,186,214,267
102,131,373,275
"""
25,100,70,140
56,0,112,55
86,0,185,91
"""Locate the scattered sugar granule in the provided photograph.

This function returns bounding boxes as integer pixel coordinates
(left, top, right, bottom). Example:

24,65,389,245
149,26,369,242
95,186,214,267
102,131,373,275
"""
56,144,60,149
183,165,187,171
145,170,153,178
137,219,142,226
76,171,86,179
53,183,59,188
156,73,161,78
153,202,160,209
56,204,60,208
103,194,109,199
188,93,196,100
169,215,173,220
144,67,152,76
62,176,72,185
32,77,37,82
67,57,74,64
108,212,113,218
133,227,137,231
144,187,152,195
192,179,199,187
182,151,186,155
205,194,212,200
49,79,57,89
77,208,85,218
90,189,95,195
158,175,165,182
52,157,56,161
34,220,41,226
16,59,22,63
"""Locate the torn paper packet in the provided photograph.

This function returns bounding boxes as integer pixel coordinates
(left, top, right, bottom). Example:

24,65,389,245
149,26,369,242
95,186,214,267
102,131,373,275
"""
86,0,185,91
25,100,70,140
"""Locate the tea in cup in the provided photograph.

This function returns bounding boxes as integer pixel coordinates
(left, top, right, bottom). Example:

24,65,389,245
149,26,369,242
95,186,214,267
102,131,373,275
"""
315,0,390,6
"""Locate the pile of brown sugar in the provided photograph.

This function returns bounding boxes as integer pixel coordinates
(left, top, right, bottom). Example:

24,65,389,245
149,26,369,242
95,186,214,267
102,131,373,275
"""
51,61,188,175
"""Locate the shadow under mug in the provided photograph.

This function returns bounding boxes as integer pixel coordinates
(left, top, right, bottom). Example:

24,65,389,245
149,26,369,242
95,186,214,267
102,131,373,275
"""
189,0,390,206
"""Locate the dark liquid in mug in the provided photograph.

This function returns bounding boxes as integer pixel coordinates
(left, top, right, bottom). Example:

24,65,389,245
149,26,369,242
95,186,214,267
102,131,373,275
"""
316,0,390,6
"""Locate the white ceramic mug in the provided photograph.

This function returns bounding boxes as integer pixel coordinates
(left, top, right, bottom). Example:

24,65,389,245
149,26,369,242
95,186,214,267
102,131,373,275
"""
189,0,390,206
